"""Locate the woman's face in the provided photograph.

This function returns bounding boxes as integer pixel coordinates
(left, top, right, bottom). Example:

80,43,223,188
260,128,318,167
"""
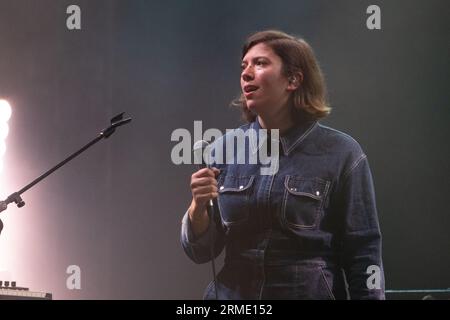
240,43,293,116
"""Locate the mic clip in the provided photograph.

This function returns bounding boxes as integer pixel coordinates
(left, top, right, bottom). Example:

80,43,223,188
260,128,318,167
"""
101,112,132,138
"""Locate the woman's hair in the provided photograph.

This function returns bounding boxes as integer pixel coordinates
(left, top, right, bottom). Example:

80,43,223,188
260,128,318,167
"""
232,30,331,123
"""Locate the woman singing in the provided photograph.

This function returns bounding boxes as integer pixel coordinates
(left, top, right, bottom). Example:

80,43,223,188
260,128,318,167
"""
181,30,385,300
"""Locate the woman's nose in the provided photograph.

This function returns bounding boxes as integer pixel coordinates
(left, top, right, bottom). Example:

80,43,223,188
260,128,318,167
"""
241,65,254,82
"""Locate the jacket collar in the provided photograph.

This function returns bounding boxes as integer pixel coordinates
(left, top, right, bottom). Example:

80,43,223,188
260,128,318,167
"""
249,117,318,156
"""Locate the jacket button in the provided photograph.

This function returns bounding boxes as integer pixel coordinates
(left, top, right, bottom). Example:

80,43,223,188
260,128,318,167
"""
219,186,224,190
239,185,244,189
316,191,320,196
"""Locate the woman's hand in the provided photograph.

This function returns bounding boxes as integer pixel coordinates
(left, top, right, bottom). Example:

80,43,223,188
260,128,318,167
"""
188,168,220,235
190,167,220,212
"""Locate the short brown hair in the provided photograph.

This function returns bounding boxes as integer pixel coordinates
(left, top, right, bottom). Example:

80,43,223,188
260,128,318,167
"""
232,30,331,123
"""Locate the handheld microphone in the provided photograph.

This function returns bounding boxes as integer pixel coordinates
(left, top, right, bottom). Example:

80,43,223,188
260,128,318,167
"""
192,140,219,299
192,140,214,209
192,139,212,168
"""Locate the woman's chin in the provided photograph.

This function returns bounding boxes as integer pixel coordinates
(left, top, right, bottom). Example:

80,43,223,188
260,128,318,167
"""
246,102,260,113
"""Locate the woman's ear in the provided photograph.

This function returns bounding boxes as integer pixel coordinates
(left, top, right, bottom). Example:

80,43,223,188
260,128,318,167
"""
287,72,303,91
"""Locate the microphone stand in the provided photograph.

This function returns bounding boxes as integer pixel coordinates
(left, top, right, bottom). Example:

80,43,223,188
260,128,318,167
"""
0,112,132,235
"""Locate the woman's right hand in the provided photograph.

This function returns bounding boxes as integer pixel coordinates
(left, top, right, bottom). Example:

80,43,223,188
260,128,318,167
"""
189,167,220,220
187,167,220,237
189,167,220,219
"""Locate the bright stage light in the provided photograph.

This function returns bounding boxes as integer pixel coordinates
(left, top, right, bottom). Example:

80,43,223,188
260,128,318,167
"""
0,99,11,175
0,123,8,140
0,99,12,122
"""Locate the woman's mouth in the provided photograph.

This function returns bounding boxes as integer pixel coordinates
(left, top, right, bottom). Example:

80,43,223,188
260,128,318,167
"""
243,85,259,97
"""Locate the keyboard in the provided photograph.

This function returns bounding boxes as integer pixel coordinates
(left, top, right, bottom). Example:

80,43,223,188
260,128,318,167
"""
0,281,52,300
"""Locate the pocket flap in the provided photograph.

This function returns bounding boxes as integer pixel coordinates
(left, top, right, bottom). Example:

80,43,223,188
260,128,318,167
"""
284,176,329,200
219,175,255,193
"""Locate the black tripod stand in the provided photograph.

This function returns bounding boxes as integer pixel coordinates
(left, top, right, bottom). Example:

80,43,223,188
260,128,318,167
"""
0,112,132,234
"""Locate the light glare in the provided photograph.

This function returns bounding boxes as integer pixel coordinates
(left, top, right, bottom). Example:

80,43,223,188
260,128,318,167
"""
0,99,12,122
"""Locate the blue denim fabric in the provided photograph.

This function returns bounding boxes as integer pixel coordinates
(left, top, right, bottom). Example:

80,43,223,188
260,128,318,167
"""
181,119,385,300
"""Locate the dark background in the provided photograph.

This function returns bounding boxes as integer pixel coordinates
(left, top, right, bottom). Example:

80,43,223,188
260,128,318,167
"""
0,0,448,299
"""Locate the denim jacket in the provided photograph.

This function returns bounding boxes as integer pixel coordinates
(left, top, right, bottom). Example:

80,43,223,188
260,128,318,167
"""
181,119,385,300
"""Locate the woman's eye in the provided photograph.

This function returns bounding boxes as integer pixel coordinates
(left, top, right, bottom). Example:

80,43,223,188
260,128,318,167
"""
256,60,266,66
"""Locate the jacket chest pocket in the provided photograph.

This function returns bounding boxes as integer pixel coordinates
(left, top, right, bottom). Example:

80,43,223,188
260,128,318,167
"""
217,174,255,226
281,176,330,229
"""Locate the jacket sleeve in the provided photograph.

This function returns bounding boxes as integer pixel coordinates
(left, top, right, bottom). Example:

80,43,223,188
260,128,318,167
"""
338,154,385,299
180,200,226,264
